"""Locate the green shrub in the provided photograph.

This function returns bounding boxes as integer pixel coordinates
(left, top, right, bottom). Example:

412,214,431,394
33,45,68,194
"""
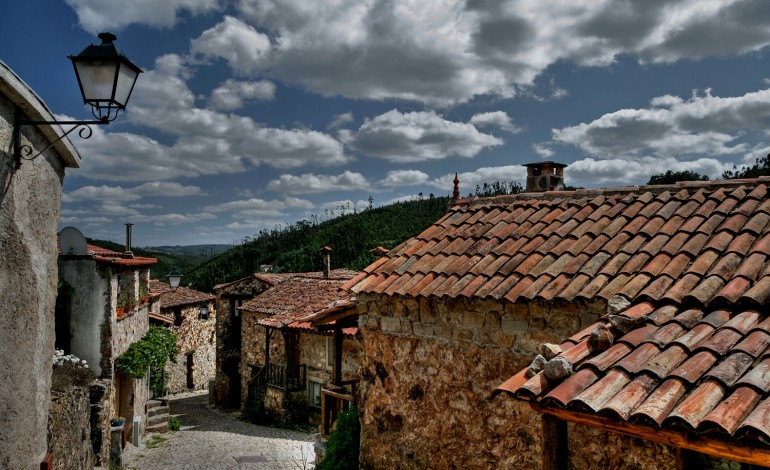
168,416,180,431
318,406,360,470
245,401,266,424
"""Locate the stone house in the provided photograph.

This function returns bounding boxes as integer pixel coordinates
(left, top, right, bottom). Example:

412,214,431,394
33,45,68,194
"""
213,272,296,408
57,236,158,463
0,59,80,469
149,280,216,395
343,171,770,468
240,267,361,426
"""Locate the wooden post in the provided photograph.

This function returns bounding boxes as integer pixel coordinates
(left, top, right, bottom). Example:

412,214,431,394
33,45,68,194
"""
676,447,699,469
264,328,271,367
542,413,568,470
334,328,343,385
282,329,289,390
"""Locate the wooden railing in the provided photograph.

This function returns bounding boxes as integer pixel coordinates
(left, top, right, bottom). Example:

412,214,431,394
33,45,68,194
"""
320,379,359,436
247,366,267,406
264,363,306,391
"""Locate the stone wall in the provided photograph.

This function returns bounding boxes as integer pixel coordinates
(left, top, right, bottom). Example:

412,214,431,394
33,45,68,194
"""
357,294,676,469
0,65,72,469
166,303,217,394
49,387,95,470
214,276,273,406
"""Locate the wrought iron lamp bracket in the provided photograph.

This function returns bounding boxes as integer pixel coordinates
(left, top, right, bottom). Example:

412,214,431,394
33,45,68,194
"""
12,106,111,169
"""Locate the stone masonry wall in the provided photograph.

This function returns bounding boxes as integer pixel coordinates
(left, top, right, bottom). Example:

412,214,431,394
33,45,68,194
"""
49,387,95,470
357,294,677,469
166,303,217,394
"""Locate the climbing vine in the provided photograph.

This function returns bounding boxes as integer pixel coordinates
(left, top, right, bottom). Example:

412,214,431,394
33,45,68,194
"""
115,326,178,379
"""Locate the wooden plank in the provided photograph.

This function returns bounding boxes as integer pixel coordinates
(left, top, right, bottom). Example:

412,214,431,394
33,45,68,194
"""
532,404,770,467
542,414,568,470
334,328,343,385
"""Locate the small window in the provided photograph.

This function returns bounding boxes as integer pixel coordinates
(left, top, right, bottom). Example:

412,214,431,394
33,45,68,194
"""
308,379,322,407
326,337,334,369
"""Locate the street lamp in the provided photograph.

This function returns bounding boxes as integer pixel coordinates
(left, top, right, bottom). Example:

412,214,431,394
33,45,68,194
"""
167,268,182,290
198,302,209,320
12,32,142,168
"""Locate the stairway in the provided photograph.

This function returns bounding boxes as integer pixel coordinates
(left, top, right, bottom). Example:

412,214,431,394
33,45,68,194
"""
146,399,169,433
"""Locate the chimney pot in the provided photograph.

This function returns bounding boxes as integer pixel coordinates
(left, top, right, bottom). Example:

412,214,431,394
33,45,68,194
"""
320,246,332,278
523,161,567,193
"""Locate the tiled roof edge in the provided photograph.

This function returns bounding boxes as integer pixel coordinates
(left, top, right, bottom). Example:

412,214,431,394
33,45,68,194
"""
456,177,770,208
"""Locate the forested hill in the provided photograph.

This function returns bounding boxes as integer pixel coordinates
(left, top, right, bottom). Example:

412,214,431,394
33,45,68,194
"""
184,195,452,292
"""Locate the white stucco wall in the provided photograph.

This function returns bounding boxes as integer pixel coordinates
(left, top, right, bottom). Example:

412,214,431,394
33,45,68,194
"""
58,259,110,376
0,60,79,469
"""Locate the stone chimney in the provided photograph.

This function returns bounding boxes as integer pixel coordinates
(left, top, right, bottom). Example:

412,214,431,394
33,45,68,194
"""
320,246,333,278
524,161,567,192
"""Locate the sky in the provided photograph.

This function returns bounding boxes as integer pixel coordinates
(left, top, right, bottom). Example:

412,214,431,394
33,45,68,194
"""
3,1,770,247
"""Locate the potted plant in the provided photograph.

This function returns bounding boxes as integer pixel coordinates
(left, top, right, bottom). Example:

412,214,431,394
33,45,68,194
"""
139,284,150,304
110,416,125,427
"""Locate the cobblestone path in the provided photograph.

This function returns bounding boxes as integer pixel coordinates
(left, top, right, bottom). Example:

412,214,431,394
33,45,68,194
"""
123,392,315,470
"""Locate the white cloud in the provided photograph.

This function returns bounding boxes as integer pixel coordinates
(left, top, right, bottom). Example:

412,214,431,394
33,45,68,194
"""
168,1,770,106
548,87,770,159
65,0,220,32
470,111,521,134
202,197,313,218
267,171,370,194
209,79,276,111
70,56,348,182
190,16,271,74
566,157,734,187
379,170,429,188
532,142,554,158
329,112,354,130
340,109,502,163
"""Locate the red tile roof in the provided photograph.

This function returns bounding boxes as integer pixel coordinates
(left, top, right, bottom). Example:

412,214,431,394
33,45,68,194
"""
86,244,157,267
240,270,359,330
149,279,215,308
495,302,770,445
344,178,770,307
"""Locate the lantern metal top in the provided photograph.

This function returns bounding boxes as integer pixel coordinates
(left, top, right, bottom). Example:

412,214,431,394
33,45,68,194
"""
167,268,182,290
68,32,143,122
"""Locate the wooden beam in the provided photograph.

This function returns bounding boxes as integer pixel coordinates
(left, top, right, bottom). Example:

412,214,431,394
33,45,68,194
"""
531,403,770,467
334,328,343,385
542,413,568,470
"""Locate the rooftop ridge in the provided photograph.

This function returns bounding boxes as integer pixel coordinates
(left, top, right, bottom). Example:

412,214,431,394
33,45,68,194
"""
459,176,770,208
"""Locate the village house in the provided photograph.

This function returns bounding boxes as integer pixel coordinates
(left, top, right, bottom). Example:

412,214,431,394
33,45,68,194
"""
149,280,217,395
213,271,296,408
0,59,81,469
57,227,159,464
343,165,770,468
239,255,361,428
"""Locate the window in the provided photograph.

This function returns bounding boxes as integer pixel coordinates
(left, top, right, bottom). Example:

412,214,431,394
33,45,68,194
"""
326,337,334,369
308,378,323,407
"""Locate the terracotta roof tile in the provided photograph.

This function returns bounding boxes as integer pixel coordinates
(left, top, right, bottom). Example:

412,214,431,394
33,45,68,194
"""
614,343,662,374
659,253,691,278
734,357,770,393
631,378,688,426
700,387,762,435
734,330,770,358
666,380,725,430
600,374,659,420
642,345,689,379
350,180,770,311
668,351,718,384
572,369,632,413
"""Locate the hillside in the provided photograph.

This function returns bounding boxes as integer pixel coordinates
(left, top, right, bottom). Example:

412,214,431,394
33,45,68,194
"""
184,195,453,292
85,239,196,281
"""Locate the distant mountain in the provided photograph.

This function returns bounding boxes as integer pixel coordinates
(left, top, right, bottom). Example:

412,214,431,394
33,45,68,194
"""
144,244,233,258
183,195,453,292
85,239,199,281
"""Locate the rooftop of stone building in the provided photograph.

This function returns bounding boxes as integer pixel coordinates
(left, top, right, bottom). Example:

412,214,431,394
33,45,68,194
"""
149,279,215,308
241,270,359,331
344,176,770,309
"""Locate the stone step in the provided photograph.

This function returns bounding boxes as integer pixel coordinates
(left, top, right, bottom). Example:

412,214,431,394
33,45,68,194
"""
147,413,168,426
147,405,169,417
148,399,166,409
146,421,168,433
